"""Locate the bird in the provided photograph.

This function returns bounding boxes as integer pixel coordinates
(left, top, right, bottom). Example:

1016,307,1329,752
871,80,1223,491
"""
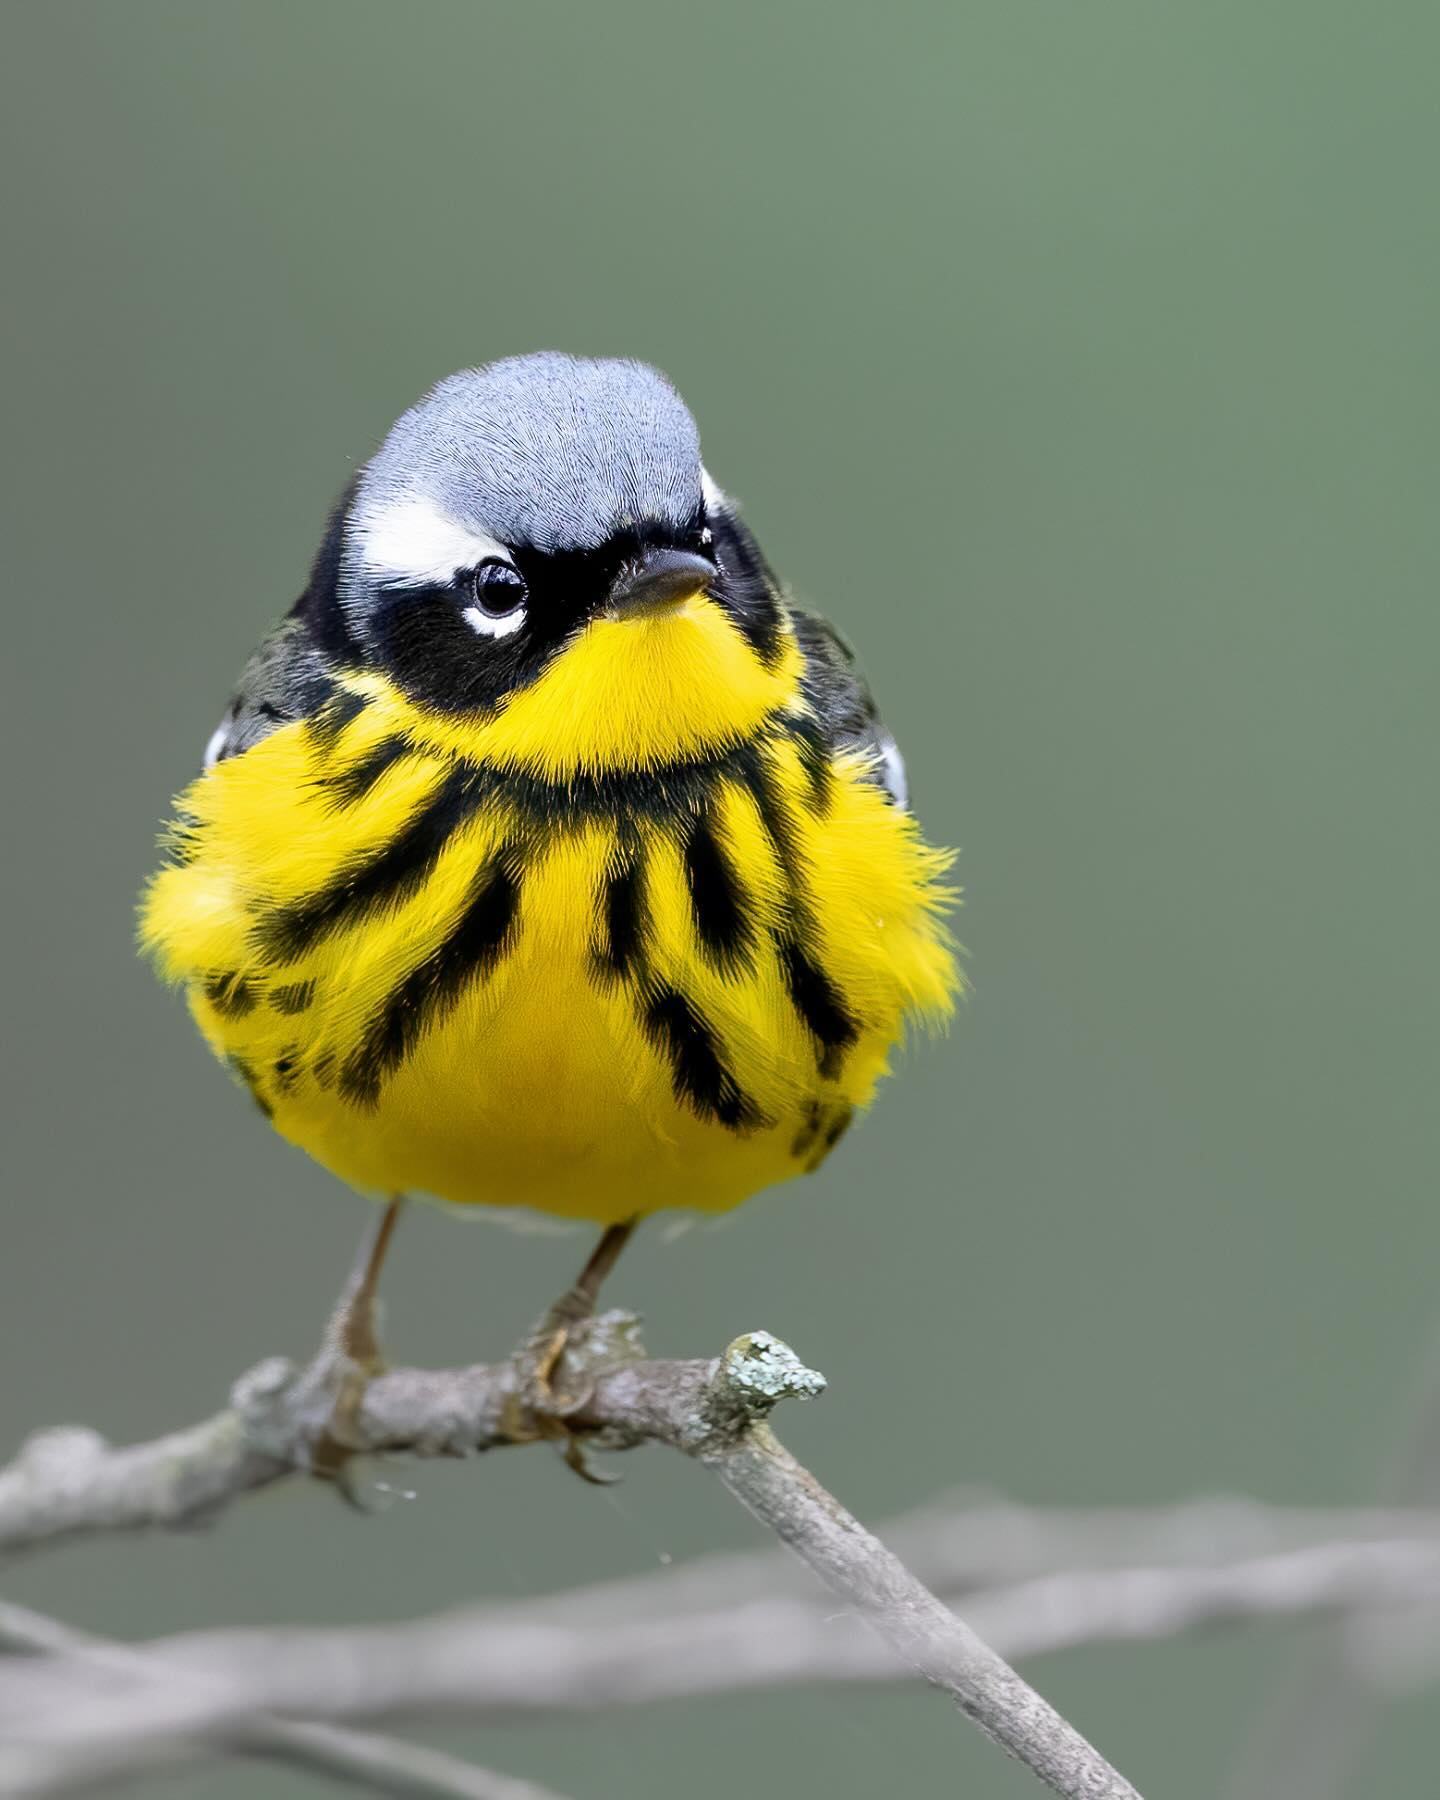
141,352,958,1460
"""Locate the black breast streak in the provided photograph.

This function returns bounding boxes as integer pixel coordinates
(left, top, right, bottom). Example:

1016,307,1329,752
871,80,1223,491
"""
586,828,760,1134
252,765,484,962
339,847,522,1108
304,688,370,755
595,835,649,983
682,806,754,971
315,734,413,809
247,686,849,1123
642,986,762,1131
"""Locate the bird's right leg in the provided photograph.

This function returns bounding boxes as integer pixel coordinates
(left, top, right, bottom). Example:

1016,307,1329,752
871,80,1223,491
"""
310,1194,406,1483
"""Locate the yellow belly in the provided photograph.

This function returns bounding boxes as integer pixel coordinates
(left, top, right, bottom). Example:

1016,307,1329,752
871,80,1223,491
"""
228,872,870,1223
143,682,956,1225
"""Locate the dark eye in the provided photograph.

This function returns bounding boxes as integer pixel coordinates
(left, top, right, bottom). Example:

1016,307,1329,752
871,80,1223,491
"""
471,561,526,616
463,561,528,638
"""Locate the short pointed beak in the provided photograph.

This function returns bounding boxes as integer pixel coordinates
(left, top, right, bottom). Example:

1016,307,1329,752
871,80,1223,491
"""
607,547,716,619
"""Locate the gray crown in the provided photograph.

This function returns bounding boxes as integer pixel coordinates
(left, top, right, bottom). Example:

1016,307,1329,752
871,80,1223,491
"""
355,353,703,556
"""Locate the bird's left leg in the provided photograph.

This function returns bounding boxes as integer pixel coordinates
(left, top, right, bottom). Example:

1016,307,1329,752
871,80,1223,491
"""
311,1194,406,1482
513,1218,638,1481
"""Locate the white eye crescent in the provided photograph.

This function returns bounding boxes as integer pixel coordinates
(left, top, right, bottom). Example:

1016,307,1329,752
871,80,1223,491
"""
462,561,528,639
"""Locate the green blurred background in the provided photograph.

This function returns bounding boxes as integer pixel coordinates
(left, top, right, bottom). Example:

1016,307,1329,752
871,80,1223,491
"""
2,3,1436,1794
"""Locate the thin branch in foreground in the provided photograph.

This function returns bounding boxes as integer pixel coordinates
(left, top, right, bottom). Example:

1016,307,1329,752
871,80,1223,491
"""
0,1602,576,1800
7,1524,1440,1796
696,1406,1140,1800
497,1491,1440,1630
0,1326,1143,1800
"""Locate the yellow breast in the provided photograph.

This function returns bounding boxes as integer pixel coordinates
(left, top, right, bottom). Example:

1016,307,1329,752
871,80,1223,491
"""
142,621,956,1224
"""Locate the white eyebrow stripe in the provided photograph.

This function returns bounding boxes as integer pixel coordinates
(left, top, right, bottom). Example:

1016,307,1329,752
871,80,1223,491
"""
359,496,509,586
700,467,728,514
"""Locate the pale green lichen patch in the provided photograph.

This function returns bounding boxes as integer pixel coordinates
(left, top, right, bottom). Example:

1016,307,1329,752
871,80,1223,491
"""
721,1331,827,1408
574,1308,647,1370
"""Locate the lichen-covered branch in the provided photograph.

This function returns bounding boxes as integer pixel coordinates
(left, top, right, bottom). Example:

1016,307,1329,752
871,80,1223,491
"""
0,1310,666,1556
0,1325,1142,1800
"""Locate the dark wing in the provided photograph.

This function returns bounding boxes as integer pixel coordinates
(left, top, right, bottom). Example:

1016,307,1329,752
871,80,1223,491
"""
202,487,357,770
202,614,339,769
705,492,908,808
788,605,909,809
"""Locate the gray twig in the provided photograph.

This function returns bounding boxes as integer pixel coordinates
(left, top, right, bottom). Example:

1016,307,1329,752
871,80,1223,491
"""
0,1602,575,1800
6,1525,1440,1795
1225,1316,1440,1800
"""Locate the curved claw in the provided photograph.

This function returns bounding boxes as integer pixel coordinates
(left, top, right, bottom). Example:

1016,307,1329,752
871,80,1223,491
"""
512,1318,620,1484
307,1358,382,1499
560,1435,622,1485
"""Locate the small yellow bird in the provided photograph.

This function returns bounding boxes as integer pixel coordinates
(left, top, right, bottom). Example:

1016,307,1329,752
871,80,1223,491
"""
142,354,957,1429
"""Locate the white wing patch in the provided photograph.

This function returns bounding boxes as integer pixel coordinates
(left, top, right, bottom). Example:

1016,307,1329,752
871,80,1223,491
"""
877,733,909,810
202,719,231,771
358,495,510,587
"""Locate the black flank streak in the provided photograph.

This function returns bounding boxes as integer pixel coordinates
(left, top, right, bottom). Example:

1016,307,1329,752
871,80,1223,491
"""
805,1102,854,1172
318,735,412,809
740,746,856,1072
683,808,753,969
790,1098,823,1160
252,766,483,961
227,1053,272,1119
272,1050,300,1094
643,987,761,1131
204,972,257,1017
824,1104,853,1151
780,939,859,1075
168,823,201,867
789,716,834,815
271,979,316,1015
735,742,802,884
340,849,522,1108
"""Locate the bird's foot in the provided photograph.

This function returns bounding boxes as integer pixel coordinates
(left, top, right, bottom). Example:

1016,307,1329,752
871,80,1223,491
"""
506,1299,643,1484
308,1351,385,1501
